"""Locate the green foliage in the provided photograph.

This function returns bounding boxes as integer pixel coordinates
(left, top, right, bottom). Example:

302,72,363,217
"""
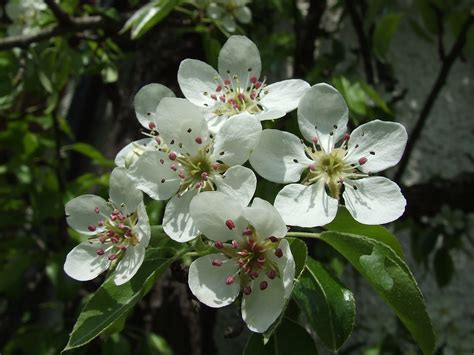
64,246,184,351
318,231,436,355
293,257,355,351
244,318,318,355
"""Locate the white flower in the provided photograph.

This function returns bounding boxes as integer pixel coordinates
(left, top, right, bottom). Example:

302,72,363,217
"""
63,167,150,285
115,83,175,168
206,0,252,33
187,191,295,333
250,83,408,227
128,97,261,242
177,35,310,132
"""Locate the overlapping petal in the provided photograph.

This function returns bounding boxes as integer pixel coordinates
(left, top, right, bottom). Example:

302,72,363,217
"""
65,195,112,235
115,138,153,168
155,97,210,156
63,242,111,281
274,181,339,227
259,79,310,115
163,189,199,242
343,176,406,225
298,83,348,152
243,198,287,239
134,83,175,129
109,167,142,214
213,165,257,207
249,129,312,183
345,120,408,173
189,191,246,242
210,114,262,166
113,245,146,285
188,254,241,307
128,151,180,201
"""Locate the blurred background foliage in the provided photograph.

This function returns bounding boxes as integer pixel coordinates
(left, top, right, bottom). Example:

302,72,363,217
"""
0,0,473,354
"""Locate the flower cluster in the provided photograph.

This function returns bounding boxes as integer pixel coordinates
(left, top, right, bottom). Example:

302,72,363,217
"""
64,36,407,333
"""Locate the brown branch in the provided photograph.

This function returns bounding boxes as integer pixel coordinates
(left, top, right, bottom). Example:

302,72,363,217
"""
0,15,123,51
394,14,474,183
346,0,374,84
44,0,73,25
293,0,327,77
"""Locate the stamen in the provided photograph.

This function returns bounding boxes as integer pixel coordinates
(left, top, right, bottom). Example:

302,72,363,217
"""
216,85,222,92
243,286,252,295
212,259,223,267
309,164,316,171
275,248,283,258
232,240,239,249
108,253,118,261
88,224,97,232
215,240,224,249
225,219,236,230
343,133,350,141
195,136,203,144
168,152,177,161
358,157,368,165
96,248,105,255
269,236,278,243
201,172,208,181
94,207,100,213
267,270,277,279
259,281,268,290
242,227,252,236
155,136,161,144
148,122,156,130
225,275,235,285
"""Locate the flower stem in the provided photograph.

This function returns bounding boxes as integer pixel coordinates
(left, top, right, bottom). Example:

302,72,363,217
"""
286,231,321,239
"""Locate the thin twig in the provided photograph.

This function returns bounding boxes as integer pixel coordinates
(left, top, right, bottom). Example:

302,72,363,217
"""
44,0,73,25
0,15,122,51
394,14,474,183
346,0,374,84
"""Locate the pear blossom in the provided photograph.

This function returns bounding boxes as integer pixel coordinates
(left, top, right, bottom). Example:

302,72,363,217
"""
128,97,261,242
206,0,252,33
64,167,150,285
250,83,408,227
177,35,310,132
115,83,175,168
188,191,295,333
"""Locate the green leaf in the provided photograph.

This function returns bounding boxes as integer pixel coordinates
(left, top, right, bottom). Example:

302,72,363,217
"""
360,245,394,290
293,257,355,351
129,0,178,40
261,237,307,341
244,318,318,355
324,206,404,258
318,231,435,355
372,13,402,60
63,143,114,167
63,247,182,351
434,248,454,287
359,81,391,114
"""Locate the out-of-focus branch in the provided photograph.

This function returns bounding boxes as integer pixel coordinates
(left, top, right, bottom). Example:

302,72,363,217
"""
0,14,124,51
346,0,374,84
394,13,474,183
294,0,327,77
44,0,73,25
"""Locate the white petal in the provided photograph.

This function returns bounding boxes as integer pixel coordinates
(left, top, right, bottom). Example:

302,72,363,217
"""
65,195,112,235
234,6,252,23
260,79,310,113
163,190,199,243
109,167,142,214
134,83,175,129
241,269,286,333
135,201,150,247
243,198,287,239
249,129,312,183
221,15,237,33
345,120,408,173
177,59,221,107
218,36,261,88
267,239,295,298
188,254,240,308
128,151,180,201
115,138,153,168
63,242,110,281
214,165,256,207
210,114,262,166
343,176,406,225
298,83,348,152
189,191,246,242
254,109,286,121
274,182,339,227
155,97,210,156
113,245,146,285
